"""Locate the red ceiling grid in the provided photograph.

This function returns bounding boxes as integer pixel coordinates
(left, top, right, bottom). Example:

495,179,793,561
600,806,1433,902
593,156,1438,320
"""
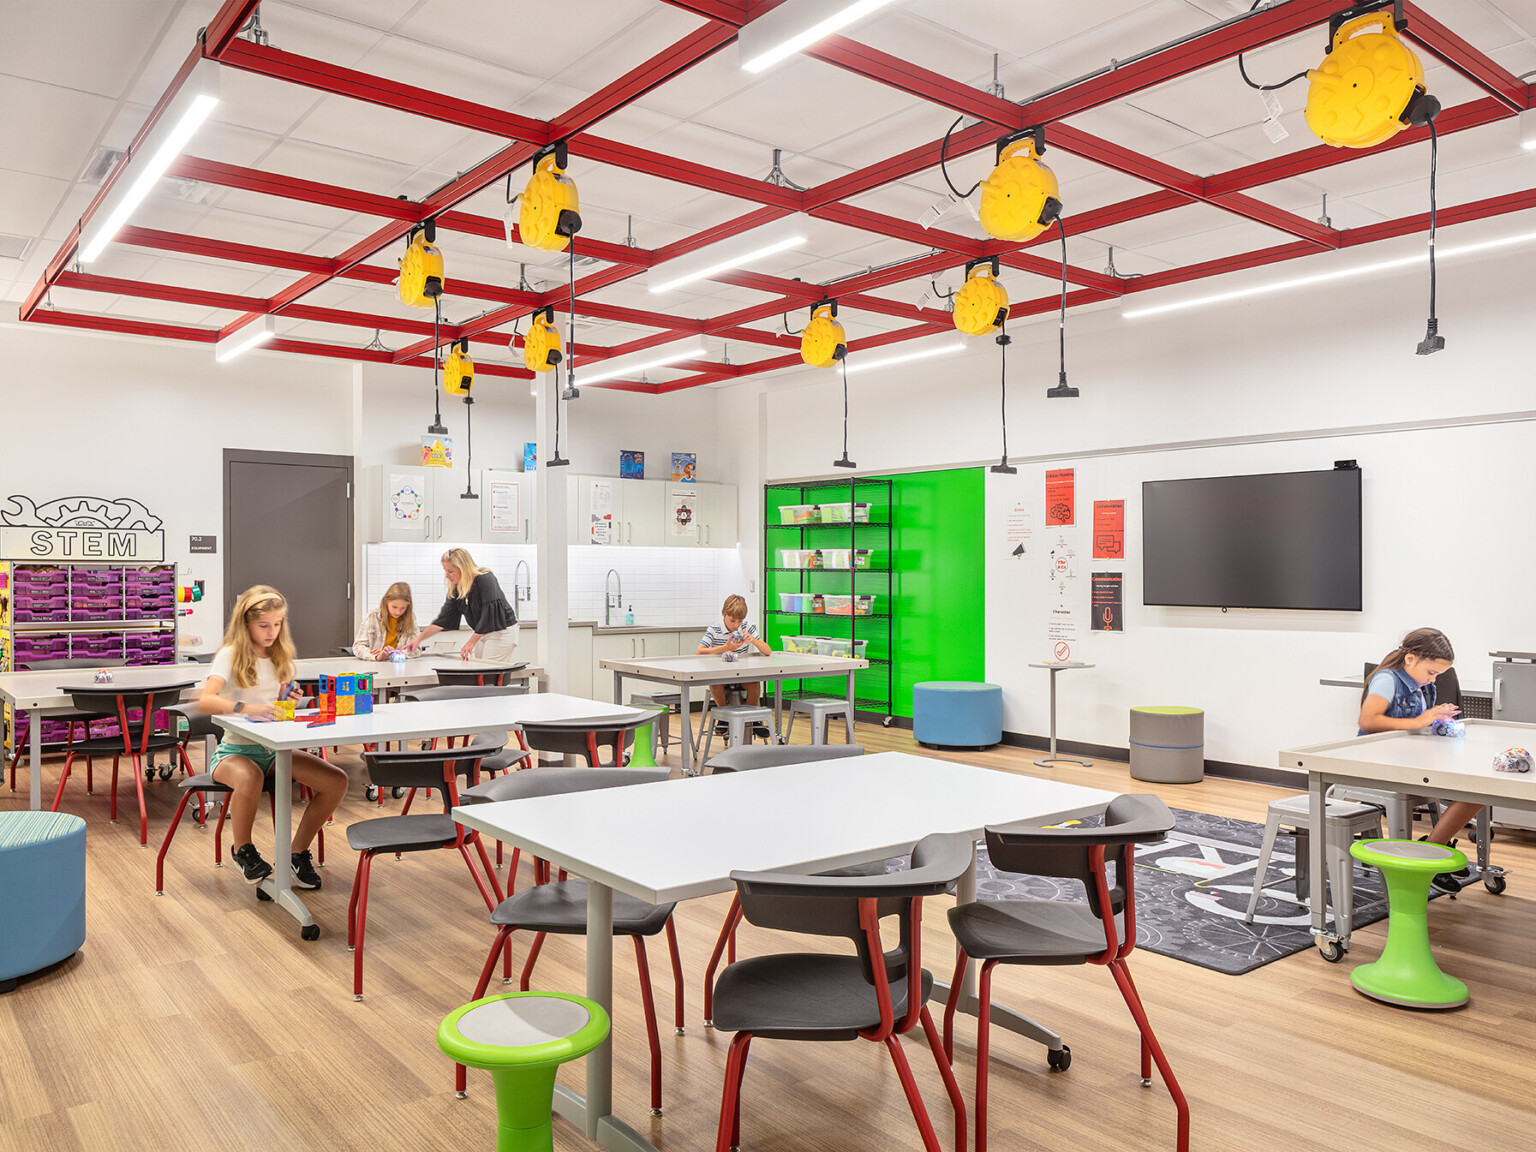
20,0,1535,393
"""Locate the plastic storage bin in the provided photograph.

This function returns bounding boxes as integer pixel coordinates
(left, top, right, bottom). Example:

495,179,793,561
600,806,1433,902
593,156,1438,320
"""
821,502,852,523
822,594,876,616
819,548,852,569
778,504,820,525
779,549,822,569
815,637,868,658
778,593,811,613
781,635,820,654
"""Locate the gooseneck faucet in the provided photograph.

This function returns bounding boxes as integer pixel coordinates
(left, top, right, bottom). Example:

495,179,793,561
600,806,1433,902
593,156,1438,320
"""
512,559,532,613
604,568,623,627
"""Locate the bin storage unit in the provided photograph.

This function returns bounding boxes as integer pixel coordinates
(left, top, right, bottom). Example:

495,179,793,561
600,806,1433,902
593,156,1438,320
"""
764,479,893,720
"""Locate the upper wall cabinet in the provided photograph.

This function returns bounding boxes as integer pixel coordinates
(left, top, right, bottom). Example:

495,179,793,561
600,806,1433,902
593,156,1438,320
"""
368,464,486,544
569,475,737,548
481,470,536,545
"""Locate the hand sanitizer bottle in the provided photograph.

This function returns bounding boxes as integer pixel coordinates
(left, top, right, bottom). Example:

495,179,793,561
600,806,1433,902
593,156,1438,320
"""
626,605,634,625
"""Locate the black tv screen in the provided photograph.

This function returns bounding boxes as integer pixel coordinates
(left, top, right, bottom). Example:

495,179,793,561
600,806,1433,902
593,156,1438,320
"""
1142,468,1362,610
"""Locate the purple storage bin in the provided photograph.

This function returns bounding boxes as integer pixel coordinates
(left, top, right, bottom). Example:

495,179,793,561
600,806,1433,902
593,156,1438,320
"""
15,608,70,622
70,608,124,622
70,632,124,659
73,572,123,590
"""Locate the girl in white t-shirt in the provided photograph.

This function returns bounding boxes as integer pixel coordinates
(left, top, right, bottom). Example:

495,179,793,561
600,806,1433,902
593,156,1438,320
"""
197,585,347,888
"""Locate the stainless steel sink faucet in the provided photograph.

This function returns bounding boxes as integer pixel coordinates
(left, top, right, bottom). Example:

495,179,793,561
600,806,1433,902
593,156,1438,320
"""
604,567,623,626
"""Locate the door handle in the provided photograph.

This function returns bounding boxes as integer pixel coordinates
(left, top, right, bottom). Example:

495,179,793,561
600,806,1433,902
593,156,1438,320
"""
630,638,636,658
437,514,444,539
524,518,529,541
1494,678,1502,713
641,636,647,656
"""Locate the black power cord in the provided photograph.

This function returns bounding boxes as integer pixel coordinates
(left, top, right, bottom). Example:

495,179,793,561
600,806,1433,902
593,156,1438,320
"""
989,321,1015,474
427,297,447,434
547,362,570,467
1416,115,1444,354
563,242,580,398
1237,0,1309,91
832,356,856,469
1046,218,1079,398
939,115,982,200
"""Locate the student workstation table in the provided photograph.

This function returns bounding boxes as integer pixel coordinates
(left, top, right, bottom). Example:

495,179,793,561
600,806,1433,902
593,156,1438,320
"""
599,651,868,776
453,750,1113,1152
217,693,644,940
1281,719,1536,959
0,656,542,810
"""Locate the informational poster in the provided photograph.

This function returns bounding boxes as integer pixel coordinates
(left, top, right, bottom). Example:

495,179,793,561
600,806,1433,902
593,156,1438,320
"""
619,450,645,480
1047,607,1079,652
670,490,698,539
1047,535,1077,594
1092,500,1125,558
489,480,520,532
420,435,452,468
1044,530,1084,659
1005,503,1033,557
588,479,614,545
388,474,425,526
1045,468,1075,526
1092,572,1124,632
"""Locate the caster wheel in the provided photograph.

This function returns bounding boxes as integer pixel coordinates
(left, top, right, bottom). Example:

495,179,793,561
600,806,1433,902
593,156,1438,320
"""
256,888,273,902
364,786,379,802
144,769,156,782
1318,939,1344,963
391,787,406,799
158,766,174,782
454,1091,467,1101
1047,1044,1071,1072
300,924,320,942
882,716,894,728
1485,874,1507,895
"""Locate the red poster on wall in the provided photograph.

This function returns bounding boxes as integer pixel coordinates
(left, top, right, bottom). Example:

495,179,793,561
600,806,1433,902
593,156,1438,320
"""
1092,500,1125,558
1045,469,1075,526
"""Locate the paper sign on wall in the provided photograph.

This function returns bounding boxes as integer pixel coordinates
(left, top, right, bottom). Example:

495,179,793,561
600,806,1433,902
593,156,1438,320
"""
1092,572,1124,632
670,490,698,538
421,436,453,468
588,479,614,545
388,475,425,525
1045,469,1075,526
489,480,520,533
1092,500,1125,558
1005,503,1034,554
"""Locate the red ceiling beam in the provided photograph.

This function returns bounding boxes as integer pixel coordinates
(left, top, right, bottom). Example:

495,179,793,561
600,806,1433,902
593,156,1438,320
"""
200,0,262,60
1403,2,1530,111
660,0,752,25
28,308,217,343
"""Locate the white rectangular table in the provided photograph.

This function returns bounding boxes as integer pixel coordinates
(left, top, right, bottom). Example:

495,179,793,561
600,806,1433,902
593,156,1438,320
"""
0,656,540,810
1280,719,1536,958
453,751,1113,1152
599,651,869,776
211,693,644,939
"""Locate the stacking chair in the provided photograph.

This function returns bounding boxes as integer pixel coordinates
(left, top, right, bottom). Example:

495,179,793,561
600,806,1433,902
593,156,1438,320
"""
710,833,973,1152
435,664,528,688
942,794,1189,1152
455,765,680,1109
49,681,196,846
7,658,98,793
518,714,656,768
347,742,506,999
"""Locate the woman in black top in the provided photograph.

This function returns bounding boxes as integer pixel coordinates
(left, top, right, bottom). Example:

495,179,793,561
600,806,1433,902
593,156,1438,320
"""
408,547,518,661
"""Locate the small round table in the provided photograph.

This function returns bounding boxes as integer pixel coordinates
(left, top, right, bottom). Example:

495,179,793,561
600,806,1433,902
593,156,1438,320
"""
1027,662,1094,767
1348,839,1469,1009
438,991,611,1150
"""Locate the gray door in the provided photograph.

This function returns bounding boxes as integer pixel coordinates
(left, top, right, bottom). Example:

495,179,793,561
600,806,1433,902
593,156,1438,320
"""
224,449,353,659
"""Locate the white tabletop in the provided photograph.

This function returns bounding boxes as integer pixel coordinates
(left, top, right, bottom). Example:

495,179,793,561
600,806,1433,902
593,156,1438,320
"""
599,651,867,684
0,656,535,712
216,693,643,751
1028,662,1094,670
1282,720,1536,807
454,751,1115,904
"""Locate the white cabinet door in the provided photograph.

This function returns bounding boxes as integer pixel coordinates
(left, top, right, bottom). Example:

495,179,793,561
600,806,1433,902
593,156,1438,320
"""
662,483,702,548
620,479,665,547
380,466,433,543
590,633,642,704
432,467,483,544
566,625,593,699
698,483,738,547
482,470,534,544
575,475,622,546
634,631,680,660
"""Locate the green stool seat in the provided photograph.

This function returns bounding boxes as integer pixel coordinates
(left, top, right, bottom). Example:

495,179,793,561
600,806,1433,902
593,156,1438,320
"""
626,704,671,770
1348,839,1468,1010
438,991,611,1151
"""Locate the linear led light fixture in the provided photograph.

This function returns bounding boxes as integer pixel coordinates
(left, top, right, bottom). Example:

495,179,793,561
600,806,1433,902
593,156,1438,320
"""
841,338,967,375
648,216,808,294
1122,229,1536,320
576,336,711,386
78,58,220,264
1521,108,1536,150
214,315,275,362
738,0,896,73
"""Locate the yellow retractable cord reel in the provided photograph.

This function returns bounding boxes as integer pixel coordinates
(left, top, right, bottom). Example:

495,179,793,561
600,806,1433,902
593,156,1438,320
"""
442,337,480,499
951,257,1020,474
1239,1,1444,351
398,219,450,435
796,300,856,469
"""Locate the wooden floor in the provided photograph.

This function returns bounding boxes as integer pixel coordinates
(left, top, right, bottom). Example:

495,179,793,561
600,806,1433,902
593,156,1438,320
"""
3,722,1535,1152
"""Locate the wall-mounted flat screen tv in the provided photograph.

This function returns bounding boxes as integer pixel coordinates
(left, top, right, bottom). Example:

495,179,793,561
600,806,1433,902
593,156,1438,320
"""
1142,468,1362,610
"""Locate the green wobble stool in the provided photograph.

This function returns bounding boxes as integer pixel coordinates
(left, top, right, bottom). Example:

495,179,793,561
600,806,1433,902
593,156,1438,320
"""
626,704,671,770
438,991,611,1152
1348,839,1469,1010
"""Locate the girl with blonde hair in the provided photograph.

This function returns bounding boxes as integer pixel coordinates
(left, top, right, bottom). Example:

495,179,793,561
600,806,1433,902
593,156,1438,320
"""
354,581,419,659
196,585,347,888
409,547,519,662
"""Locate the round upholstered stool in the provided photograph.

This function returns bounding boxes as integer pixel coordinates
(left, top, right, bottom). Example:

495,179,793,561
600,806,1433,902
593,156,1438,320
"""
912,682,1002,750
439,991,611,1149
1129,706,1205,783
0,811,87,993
1348,839,1469,1009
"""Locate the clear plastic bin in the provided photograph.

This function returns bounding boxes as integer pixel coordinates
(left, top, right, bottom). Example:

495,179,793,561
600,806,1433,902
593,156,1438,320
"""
778,504,819,525
820,548,852,569
853,549,874,569
853,502,871,523
781,635,820,654
824,594,877,616
814,637,868,658
779,549,822,569
821,502,852,523
778,592,814,613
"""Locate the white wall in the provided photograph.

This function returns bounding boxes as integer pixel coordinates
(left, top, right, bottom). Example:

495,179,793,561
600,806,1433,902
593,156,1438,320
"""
726,222,1536,771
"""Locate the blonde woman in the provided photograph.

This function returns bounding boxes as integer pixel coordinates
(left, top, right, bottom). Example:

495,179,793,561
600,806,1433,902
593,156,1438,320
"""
354,582,419,660
409,547,519,662
196,586,347,888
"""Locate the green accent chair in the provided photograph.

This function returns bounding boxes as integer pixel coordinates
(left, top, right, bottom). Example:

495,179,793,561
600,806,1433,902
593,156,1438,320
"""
626,704,672,769
438,991,611,1151
1348,839,1469,1009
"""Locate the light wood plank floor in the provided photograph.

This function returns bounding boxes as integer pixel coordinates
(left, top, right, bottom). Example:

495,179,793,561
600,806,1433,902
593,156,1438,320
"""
2,721,1533,1152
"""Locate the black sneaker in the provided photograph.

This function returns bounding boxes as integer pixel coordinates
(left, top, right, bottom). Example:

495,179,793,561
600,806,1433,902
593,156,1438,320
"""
752,723,773,742
713,721,730,736
1431,871,1464,896
232,842,273,885
291,850,322,890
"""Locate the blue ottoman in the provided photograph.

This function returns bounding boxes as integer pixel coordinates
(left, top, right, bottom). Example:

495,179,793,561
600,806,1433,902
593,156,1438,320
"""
0,812,86,993
913,682,1003,749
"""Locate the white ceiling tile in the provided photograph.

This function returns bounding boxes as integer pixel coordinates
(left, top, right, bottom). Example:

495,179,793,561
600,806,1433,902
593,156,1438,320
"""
291,97,497,172
394,0,656,78
280,0,424,33
0,76,115,180
142,255,269,296
260,137,419,197
0,170,69,237
904,0,1154,65
1069,103,1205,158
1080,200,1241,250
1025,0,1212,79
1133,217,1291,266
0,1,179,98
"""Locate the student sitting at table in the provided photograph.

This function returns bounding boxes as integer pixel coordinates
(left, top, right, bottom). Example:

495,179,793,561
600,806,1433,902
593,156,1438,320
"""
697,595,772,734
198,585,348,889
353,582,419,660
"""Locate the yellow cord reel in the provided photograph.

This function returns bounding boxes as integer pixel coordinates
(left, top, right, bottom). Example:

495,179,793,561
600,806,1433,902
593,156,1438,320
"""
443,338,473,396
978,129,1062,243
800,301,846,369
953,258,1009,337
398,223,445,308
523,307,562,374
1305,10,1428,149
519,142,583,252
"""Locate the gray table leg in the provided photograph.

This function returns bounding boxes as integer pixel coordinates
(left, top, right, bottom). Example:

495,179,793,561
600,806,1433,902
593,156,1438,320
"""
1308,770,1333,954
586,881,614,1138
679,684,693,777
612,669,623,707
774,679,784,742
1035,668,1091,768
30,709,43,810
258,749,315,935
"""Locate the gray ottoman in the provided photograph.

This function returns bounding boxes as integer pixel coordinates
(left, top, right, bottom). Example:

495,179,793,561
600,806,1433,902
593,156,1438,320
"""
1129,706,1204,784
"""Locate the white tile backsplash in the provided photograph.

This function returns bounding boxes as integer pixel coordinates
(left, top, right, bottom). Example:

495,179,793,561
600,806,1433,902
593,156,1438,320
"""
363,543,736,629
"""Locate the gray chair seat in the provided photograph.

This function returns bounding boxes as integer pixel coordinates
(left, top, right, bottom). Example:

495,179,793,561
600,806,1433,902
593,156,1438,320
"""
400,685,525,703
345,813,460,854
712,953,933,1041
490,878,674,936
174,770,274,796
948,899,1124,964
165,704,218,738
705,743,864,773
461,765,669,804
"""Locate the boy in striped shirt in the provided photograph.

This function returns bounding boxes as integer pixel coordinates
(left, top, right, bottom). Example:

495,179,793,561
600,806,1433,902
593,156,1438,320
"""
697,595,772,730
